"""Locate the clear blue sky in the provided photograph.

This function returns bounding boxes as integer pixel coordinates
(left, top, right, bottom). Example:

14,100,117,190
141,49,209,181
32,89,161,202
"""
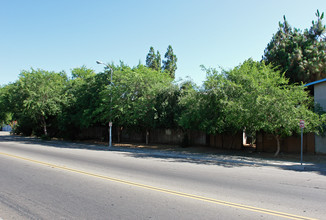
1,0,326,86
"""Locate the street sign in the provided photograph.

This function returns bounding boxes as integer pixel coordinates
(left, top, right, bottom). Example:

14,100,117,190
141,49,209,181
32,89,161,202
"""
300,120,304,166
109,122,112,127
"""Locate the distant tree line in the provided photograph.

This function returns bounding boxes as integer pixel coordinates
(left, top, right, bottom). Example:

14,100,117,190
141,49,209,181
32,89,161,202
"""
1,11,326,156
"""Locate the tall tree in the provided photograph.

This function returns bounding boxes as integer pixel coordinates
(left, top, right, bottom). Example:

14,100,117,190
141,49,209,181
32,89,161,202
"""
96,63,173,144
203,59,324,156
13,69,68,136
146,47,155,69
0,85,13,125
162,45,177,79
58,66,101,139
153,84,180,129
146,47,161,71
263,10,326,84
155,51,161,71
177,81,202,131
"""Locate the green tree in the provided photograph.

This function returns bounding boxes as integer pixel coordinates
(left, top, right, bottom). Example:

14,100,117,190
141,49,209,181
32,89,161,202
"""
146,47,161,71
177,81,201,131
0,85,13,126
162,45,177,79
95,64,173,144
155,51,161,71
202,67,243,135
263,10,326,84
13,69,68,136
58,66,101,139
71,65,96,79
152,84,180,129
203,59,324,155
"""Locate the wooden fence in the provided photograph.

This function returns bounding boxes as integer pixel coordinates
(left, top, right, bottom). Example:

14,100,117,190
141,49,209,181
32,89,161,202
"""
256,132,315,154
77,127,316,153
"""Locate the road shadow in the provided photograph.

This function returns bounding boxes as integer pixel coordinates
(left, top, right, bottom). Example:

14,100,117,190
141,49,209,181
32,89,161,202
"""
0,133,110,151
1,132,326,175
279,164,326,176
126,150,326,176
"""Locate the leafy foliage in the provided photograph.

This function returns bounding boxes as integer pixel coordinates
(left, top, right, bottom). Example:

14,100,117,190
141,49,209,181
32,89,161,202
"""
177,80,202,131
202,59,325,155
96,64,174,131
146,47,161,71
263,10,326,84
162,45,178,79
0,86,13,125
58,66,103,139
5,69,68,136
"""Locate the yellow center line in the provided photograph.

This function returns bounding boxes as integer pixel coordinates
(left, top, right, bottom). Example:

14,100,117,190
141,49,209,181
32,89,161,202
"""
0,151,317,220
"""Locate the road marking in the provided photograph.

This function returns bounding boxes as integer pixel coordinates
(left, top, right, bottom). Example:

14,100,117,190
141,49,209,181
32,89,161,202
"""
0,151,317,220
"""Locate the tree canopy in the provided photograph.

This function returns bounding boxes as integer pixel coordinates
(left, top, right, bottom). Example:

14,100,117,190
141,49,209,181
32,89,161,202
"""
146,45,178,79
263,10,326,84
3,69,68,136
162,45,178,79
201,59,324,155
0,86,13,126
146,47,161,71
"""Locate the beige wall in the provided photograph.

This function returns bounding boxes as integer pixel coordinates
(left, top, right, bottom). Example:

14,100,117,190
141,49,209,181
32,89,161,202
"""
315,81,326,111
314,81,326,154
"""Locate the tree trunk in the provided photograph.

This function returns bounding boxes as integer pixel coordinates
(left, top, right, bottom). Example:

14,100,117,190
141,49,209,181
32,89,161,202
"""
274,135,281,156
41,115,48,136
146,129,149,145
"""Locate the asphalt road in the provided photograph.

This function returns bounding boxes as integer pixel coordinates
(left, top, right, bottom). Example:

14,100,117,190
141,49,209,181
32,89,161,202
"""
0,132,325,219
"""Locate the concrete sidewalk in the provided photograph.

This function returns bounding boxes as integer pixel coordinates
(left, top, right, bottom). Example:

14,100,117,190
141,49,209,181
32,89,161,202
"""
2,131,325,174
111,143,326,174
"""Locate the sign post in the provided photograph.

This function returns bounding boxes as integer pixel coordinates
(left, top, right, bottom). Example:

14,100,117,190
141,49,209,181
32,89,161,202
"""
300,120,305,166
109,122,112,147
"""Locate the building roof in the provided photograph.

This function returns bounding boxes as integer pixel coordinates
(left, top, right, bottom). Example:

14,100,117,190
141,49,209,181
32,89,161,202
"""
304,78,326,87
